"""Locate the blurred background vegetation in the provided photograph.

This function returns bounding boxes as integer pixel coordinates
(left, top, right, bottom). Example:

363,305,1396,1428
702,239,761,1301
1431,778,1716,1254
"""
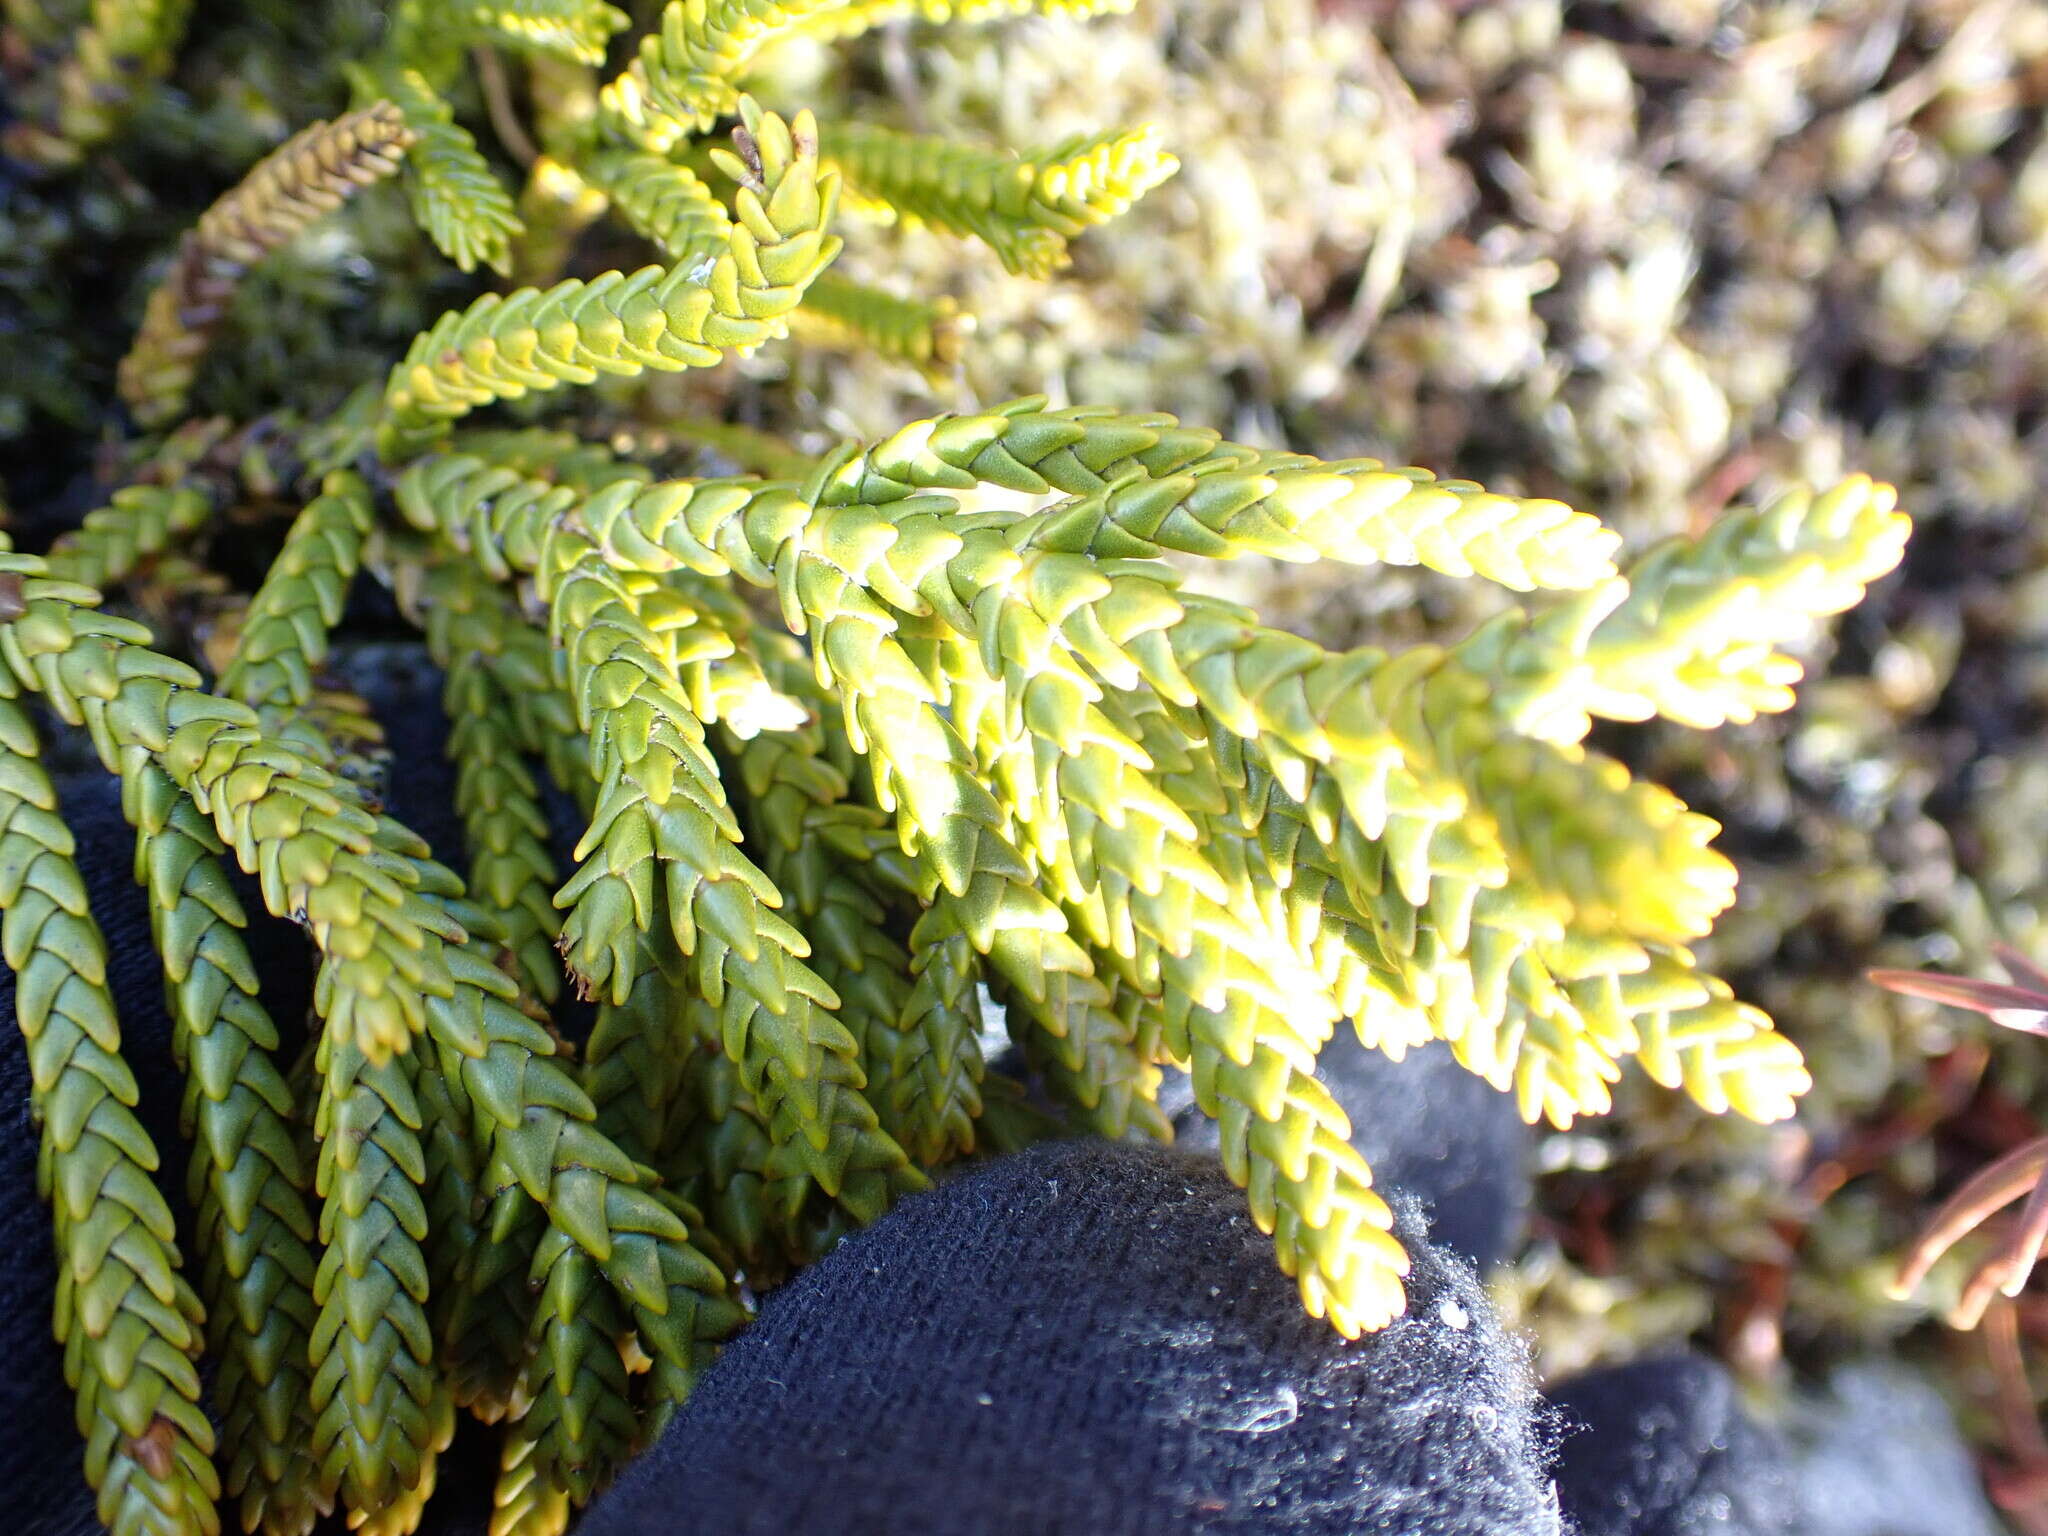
9,0,2048,1520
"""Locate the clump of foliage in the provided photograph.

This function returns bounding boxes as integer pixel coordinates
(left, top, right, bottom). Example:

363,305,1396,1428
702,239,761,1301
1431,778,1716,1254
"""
2,3,1912,1534
928,0,2048,1392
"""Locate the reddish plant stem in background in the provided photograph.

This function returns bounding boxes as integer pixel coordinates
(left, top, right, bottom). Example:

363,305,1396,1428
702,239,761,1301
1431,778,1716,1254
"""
1983,1301,2048,1535
1721,1044,1987,1373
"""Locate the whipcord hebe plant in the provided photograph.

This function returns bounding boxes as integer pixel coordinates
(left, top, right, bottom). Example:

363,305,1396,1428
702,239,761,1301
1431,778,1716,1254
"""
3,2,1911,1533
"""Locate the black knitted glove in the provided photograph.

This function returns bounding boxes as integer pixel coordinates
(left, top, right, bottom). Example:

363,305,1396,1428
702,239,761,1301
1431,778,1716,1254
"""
1549,1355,1797,1536
582,1142,1565,1536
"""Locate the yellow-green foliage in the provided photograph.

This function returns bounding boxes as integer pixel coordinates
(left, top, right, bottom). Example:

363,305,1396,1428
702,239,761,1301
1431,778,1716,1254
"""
426,0,631,65
375,68,526,276
582,148,736,267
3,0,194,166
0,3,1912,1535
790,271,968,369
376,101,842,458
0,671,220,1535
116,104,419,428
824,121,1179,275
